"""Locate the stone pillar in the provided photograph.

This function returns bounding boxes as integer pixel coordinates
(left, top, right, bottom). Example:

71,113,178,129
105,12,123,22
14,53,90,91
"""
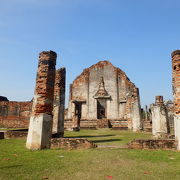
126,96,132,129
172,50,180,150
145,105,149,120
52,67,66,137
151,96,169,139
72,115,80,131
132,88,141,132
26,51,56,150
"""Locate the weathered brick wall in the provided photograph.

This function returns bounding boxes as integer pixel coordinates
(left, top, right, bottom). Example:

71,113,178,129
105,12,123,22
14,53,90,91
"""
172,50,180,150
128,139,177,150
51,138,97,150
64,119,128,130
0,101,32,128
4,130,28,139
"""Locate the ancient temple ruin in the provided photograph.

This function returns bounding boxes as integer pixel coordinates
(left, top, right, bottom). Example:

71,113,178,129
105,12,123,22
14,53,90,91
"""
66,61,141,131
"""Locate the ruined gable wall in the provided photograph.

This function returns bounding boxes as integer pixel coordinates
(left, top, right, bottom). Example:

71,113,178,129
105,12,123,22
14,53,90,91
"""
67,60,140,123
117,68,139,121
88,61,118,119
0,101,32,128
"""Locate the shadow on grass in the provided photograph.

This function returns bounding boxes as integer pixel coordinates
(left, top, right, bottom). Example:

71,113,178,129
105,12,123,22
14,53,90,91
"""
92,139,122,143
0,165,23,169
65,135,115,138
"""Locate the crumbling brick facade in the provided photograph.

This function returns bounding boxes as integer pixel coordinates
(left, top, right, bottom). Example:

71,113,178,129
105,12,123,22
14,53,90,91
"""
66,61,141,131
172,50,180,150
26,51,57,150
0,101,32,128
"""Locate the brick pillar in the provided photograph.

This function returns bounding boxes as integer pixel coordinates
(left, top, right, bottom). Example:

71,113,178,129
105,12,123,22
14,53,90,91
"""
26,51,56,150
126,96,132,129
151,96,169,139
52,67,66,137
155,96,164,105
172,50,180,150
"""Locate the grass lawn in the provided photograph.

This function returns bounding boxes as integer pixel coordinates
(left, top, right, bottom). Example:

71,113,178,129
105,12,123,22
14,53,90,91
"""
0,129,180,180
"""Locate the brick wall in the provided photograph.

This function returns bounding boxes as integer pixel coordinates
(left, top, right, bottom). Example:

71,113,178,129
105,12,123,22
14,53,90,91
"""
0,101,32,128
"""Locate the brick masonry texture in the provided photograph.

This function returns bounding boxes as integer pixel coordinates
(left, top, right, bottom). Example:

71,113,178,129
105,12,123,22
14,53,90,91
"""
50,138,97,150
0,101,32,128
4,130,28,139
32,51,57,116
172,50,180,114
172,50,180,150
128,139,177,150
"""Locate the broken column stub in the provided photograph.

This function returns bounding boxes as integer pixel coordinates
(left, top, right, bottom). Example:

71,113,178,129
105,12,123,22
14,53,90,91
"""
26,51,57,150
52,67,66,137
131,88,141,132
155,96,164,105
172,50,180,150
151,96,169,139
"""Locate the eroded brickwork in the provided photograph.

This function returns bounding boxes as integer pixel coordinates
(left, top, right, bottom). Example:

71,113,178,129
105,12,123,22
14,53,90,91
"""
172,50,180,150
26,51,56,150
31,51,57,116
0,101,32,128
51,138,97,150
128,139,177,150
53,67,66,137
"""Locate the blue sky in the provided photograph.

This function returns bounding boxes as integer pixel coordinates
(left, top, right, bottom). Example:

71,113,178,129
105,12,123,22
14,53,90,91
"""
0,0,180,107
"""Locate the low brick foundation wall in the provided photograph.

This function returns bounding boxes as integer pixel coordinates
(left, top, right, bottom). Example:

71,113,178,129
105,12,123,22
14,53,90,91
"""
64,119,128,130
3,129,28,139
128,139,177,150
51,138,97,150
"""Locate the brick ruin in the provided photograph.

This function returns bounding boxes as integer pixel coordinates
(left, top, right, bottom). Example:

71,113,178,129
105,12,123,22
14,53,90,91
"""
1,50,180,151
0,101,32,128
52,67,66,137
150,96,170,138
66,61,141,131
172,50,180,150
142,99,174,133
26,51,57,150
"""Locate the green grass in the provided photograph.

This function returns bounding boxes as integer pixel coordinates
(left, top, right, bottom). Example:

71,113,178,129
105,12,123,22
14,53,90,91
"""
65,129,152,147
0,129,180,180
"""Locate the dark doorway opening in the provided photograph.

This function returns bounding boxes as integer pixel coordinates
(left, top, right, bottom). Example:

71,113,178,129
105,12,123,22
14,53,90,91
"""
97,99,107,119
75,102,82,120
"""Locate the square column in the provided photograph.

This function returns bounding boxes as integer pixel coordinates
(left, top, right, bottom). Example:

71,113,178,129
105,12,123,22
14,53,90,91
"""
26,51,57,150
